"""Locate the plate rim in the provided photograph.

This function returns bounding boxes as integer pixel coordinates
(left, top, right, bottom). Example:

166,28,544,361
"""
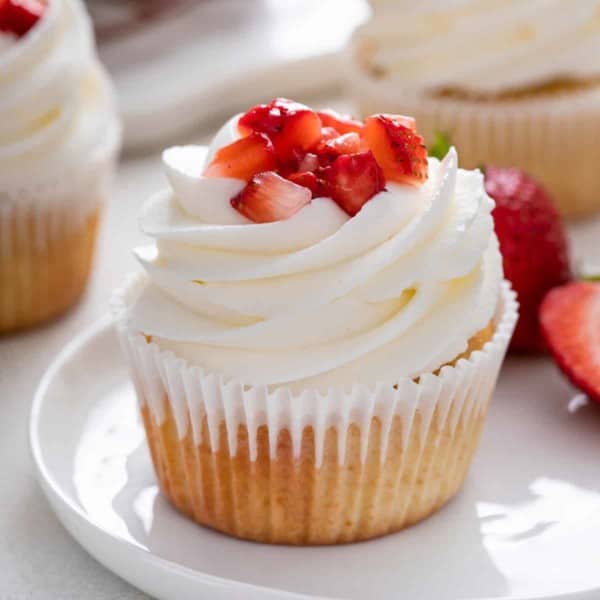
30,315,335,600
29,316,598,600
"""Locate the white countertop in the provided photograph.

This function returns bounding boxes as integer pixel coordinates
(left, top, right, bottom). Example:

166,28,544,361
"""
2,110,600,598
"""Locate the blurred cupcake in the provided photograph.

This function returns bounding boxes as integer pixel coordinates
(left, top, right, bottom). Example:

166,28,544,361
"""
112,99,517,545
0,0,121,333
348,0,600,217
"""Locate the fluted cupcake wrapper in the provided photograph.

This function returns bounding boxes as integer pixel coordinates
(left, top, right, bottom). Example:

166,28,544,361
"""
112,274,517,544
348,66,600,217
0,126,120,333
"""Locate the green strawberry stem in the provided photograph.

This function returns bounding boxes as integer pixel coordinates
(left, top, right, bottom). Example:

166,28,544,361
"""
428,132,451,160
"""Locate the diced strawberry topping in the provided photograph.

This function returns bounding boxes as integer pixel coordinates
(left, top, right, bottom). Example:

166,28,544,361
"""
226,99,427,221
320,126,340,142
317,109,364,135
286,171,321,197
319,132,362,159
204,132,277,181
0,0,45,37
539,282,600,403
296,152,319,173
364,114,427,185
377,113,416,132
231,171,312,223
238,98,322,164
323,151,386,216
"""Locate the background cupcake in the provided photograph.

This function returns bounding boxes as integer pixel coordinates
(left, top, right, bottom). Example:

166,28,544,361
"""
113,100,517,545
348,0,600,218
0,0,121,333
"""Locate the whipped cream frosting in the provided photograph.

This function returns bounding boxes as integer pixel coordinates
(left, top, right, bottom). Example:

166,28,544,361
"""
354,0,600,95
126,114,503,388
0,0,120,201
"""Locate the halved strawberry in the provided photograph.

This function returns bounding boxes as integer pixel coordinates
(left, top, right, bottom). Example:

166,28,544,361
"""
364,114,427,185
238,98,322,164
0,0,45,37
231,171,312,223
317,109,364,135
204,132,277,181
287,171,321,197
539,282,600,403
323,151,386,216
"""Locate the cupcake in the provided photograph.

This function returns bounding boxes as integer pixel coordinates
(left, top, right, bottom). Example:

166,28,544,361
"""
112,99,517,545
0,0,121,333
348,0,600,217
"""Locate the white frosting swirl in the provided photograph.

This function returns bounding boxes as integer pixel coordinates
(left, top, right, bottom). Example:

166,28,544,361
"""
354,0,600,95
128,115,503,388
0,0,120,201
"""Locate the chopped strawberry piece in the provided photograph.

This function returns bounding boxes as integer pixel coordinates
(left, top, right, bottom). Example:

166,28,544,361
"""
320,126,340,142
539,282,600,403
377,113,416,132
237,98,322,164
0,0,45,37
317,109,364,135
231,171,312,223
297,152,319,173
323,151,386,216
320,132,361,158
364,114,428,185
287,171,321,197
204,133,277,181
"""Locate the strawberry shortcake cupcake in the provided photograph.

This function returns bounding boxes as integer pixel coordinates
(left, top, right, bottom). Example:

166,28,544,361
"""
112,99,517,545
0,0,121,333
348,0,600,217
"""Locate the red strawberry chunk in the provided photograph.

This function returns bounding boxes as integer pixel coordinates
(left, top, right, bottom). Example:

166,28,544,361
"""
323,151,386,216
320,126,340,142
539,282,600,403
204,132,277,181
364,114,428,185
376,113,416,132
287,171,321,197
238,98,322,164
297,152,319,173
0,0,45,37
320,132,361,159
317,109,364,135
231,171,312,223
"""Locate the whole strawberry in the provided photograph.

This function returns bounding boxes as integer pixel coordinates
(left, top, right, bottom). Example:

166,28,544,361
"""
485,167,572,352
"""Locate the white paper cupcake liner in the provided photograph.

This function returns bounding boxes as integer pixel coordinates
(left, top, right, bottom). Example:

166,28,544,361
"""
112,273,517,467
346,60,600,217
0,117,121,254
112,274,516,543
0,122,120,332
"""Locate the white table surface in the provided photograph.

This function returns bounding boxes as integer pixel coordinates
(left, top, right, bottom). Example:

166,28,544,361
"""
2,101,600,599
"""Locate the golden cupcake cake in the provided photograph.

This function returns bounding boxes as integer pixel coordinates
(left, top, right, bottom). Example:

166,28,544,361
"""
112,99,517,545
0,0,121,333
349,0,600,217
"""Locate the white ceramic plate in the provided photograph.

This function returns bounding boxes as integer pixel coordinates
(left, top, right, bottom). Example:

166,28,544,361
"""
31,317,600,600
97,0,369,151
